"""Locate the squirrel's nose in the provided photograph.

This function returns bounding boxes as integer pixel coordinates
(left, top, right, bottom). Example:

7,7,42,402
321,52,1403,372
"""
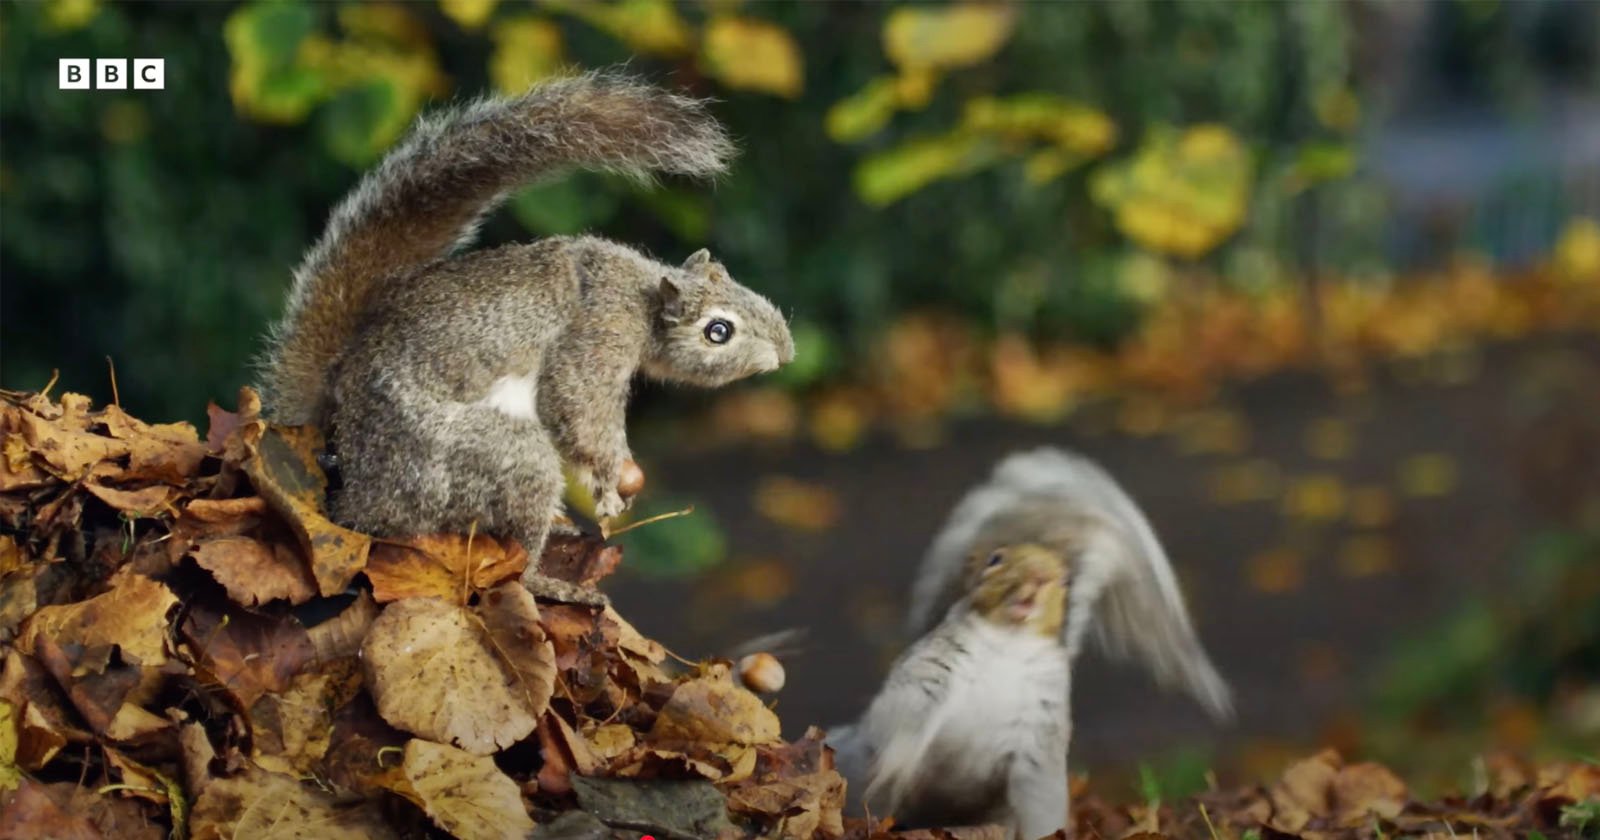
778,334,796,365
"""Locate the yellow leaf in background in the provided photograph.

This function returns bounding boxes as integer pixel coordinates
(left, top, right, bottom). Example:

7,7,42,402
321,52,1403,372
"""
489,17,564,95
1247,547,1304,594
1090,124,1253,260
440,0,499,30
1337,535,1394,579
752,477,841,533
1314,84,1361,133
1116,251,1173,305
338,3,434,49
884,3,1016,71
809,389,869,452
1284,474,1346,522
853,129,998,206
44,0,98,31
1174,407,1249,456
701,16,803,99
548,0,692,57
893,67,938,109
1304,418,1352,461
1553,217,1600,284
963,94,1117,157
1398,453,1458,498
826,76,901,143
224,3,327,124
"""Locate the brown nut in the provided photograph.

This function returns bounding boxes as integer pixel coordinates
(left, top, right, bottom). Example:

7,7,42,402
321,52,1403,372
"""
737,652,785,694
617,459,645,499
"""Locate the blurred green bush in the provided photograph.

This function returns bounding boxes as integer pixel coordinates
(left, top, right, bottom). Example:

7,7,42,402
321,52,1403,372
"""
1,0,1384,420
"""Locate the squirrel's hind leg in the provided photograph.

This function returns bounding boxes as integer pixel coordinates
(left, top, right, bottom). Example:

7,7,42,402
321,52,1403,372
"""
439,407,607,606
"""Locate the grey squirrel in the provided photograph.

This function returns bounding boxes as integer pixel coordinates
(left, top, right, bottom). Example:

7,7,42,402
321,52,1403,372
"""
256,71,794,601
828,448,1230,838
829,542,1072,839
907,446,1231,718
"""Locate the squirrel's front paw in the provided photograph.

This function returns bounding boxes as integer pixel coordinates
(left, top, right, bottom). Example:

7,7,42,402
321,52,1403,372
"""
592,486,627,520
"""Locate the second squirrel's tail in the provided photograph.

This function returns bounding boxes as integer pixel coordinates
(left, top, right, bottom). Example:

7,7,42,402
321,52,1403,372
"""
257,70,735,424
909,447,1234,721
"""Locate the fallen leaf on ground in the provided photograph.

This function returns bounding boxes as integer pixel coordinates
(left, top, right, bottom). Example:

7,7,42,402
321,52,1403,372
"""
190,766,395,840
180,604,315,709
650,664,781,747
16,574,177,669
364,532,527,603
191,536,317,606
361,591,555,754
307,591,379,662
243,425,369,596
389,738,534,840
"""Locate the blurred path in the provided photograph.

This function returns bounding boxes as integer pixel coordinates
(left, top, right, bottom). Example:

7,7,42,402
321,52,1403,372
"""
612,335,1600,768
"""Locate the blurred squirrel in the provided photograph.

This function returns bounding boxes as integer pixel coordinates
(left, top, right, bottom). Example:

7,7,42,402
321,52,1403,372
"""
830,543,1073,839
829,448,1231,838
907,447,1231,717
256,71,794,601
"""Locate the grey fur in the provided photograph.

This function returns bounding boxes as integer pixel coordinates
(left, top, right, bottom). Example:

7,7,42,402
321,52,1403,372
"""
255,72,791,598
906,447,1233,719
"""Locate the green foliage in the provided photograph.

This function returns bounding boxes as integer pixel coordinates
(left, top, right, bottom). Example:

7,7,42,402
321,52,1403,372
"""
2,0,1394,422
613,496,727,580
1561,799,1600,838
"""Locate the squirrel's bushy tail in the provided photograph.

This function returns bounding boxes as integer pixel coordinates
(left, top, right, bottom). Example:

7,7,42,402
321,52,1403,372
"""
257,70,735,424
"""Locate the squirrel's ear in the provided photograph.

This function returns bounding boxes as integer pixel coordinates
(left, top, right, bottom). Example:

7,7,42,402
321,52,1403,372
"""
682,248,712,273
658,275,687,323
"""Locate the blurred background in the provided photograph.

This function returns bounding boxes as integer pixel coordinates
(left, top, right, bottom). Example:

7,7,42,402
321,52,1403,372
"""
4,0,1600,797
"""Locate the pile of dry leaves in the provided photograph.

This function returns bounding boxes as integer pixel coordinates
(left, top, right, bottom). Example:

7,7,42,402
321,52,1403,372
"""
1,385,1596,840
0,385,842,839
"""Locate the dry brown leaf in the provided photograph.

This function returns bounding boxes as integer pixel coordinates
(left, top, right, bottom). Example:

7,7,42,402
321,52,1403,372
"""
364,533,527,604
536,713,597,796
539,534,624,588
191,536,317,607
393,738,534,840
1270,748,1341,832
190,765,396,840
250,664,357,777
307,591,379,662
103,746,174,805
180,604,315,709
84,483,172,517
243,425,369,596
177,497,268,538
16,410,130,481
178,721,217,800
97,404,206,483
1333,761,1407,824
0,780,105,840
16,702,68,772
727,770,847,840
25,780,162,840
361,592,555,754
17,574,177,669
584,722,637,762
650,665,781,747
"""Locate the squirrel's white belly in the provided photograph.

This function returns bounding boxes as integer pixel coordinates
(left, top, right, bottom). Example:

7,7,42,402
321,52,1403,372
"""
908,630,1069,816
482,374,538,420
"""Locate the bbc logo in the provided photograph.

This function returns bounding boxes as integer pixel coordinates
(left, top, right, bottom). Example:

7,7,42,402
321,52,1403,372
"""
59,58,164,90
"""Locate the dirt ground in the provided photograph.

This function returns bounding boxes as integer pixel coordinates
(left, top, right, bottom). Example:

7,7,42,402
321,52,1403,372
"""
613,334,1600,770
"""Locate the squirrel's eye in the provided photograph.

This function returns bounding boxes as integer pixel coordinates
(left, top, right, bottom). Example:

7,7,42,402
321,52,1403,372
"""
985,551,1004,568
704,318,734,345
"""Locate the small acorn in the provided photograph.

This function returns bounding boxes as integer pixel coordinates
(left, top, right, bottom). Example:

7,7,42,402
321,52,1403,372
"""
617,459,646,500
737,652,785,694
